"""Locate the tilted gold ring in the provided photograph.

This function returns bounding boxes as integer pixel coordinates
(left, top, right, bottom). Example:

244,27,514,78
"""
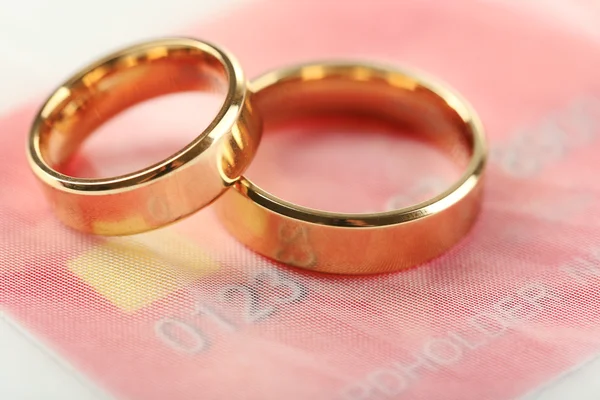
28,37,261,235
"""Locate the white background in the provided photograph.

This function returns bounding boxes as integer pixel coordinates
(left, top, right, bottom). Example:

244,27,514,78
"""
0,0,598,399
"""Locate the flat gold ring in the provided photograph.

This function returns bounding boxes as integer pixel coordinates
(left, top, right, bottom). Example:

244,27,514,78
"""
215,61,487,275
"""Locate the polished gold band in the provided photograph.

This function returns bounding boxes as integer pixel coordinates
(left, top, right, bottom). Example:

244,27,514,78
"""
215,62,487,275
27,38,261,236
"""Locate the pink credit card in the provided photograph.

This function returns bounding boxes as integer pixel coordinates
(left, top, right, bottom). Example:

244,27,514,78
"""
1,0,600,399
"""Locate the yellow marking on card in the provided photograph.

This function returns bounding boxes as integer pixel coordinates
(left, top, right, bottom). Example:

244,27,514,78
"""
67,230,219,312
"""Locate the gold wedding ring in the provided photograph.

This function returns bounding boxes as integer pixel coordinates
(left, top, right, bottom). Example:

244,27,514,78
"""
215,62,487,275
28,38,261,235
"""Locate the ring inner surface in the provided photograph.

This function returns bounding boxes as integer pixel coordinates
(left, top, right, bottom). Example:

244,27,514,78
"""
38,45,229,171
253,66,474,170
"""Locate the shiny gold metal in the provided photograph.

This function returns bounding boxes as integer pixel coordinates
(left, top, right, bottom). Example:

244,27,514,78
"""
28,38,261,235
215,61,487,275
